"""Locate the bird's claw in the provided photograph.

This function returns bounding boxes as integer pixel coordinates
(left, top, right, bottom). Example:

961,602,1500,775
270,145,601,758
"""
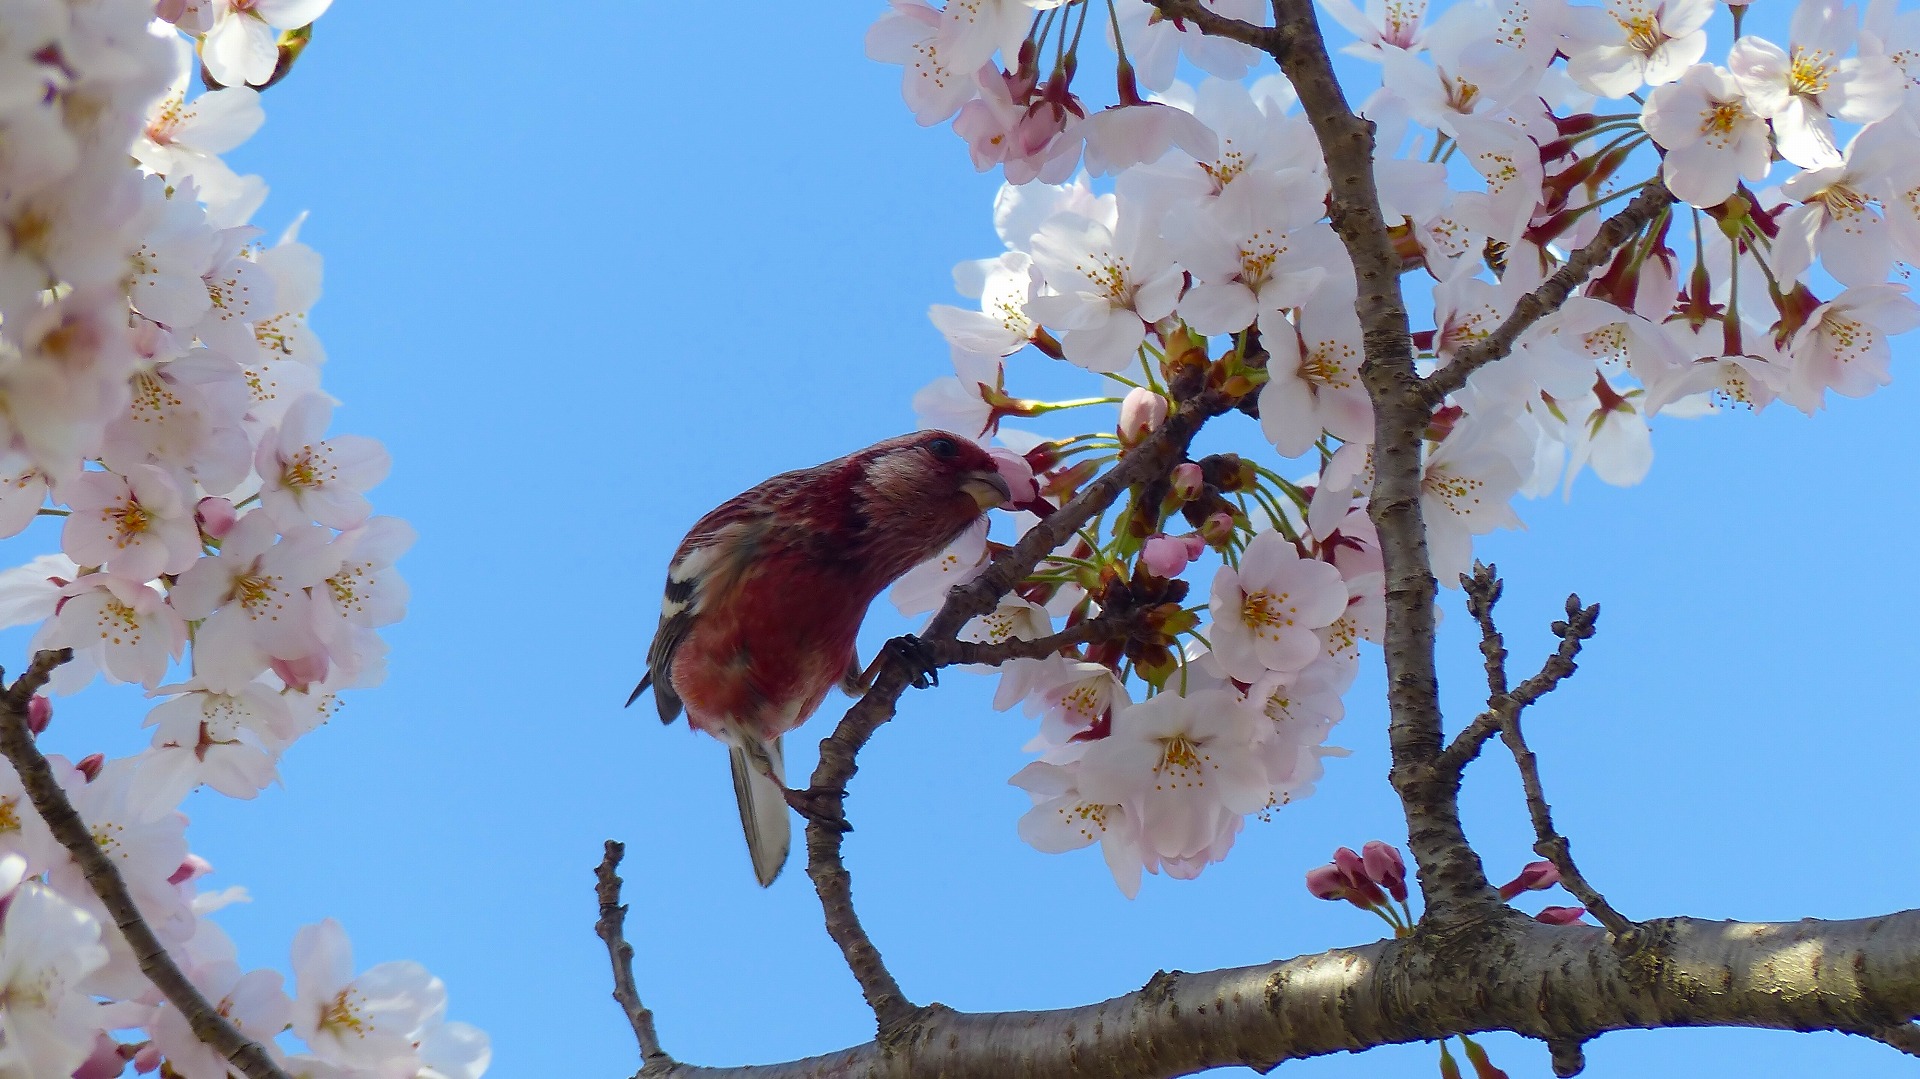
884,634,939,690
784,784,852,833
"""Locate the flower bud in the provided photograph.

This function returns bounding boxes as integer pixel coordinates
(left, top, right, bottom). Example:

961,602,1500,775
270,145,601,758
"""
25,695,49,735
1198,511,1236,549
1361,840,1407,902
1333,846,1387,906
1118,388,1168,447
1140,534,1201,577
1305,863,1348,901
196,496,237,540
1498,860,1560,899
133,1041,162,1073
272,653,330,693
76,753,104,782
70,1033,129,1079
1533,905,1587,926
1170,462,1204,501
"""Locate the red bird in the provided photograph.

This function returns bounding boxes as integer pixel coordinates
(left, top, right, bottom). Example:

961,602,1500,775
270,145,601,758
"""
631,432,1011,886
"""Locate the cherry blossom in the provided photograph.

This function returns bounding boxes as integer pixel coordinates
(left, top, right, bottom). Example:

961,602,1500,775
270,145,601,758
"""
1208,529,1350,681
1728,1,1903,169
1076,689,1269,869
1785,284,1920,408
61,465,201,582
0,856,109,1078
202,0,334,88
1564,0,1714,97
254,394,392,531
1640,63,1773,208
292,918,448,1071
1027,197,1185,372
1011,759,1147,897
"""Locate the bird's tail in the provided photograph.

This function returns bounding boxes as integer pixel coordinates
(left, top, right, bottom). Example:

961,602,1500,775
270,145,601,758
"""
729,735,791,888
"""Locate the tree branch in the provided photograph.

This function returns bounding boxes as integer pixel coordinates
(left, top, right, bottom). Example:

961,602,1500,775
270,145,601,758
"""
1440,569,1599,776
614,910,1920,1078
0,650,290,1079
798,389,1239,1033
914,611,1136,670
596,841,673,1072
1422,183,1676,403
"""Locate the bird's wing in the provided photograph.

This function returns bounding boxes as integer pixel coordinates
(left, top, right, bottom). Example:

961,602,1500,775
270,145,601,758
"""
730,733,790,887
632,514,770,722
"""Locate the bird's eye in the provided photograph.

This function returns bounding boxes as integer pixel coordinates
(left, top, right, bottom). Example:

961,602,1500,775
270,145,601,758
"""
926,436,959,460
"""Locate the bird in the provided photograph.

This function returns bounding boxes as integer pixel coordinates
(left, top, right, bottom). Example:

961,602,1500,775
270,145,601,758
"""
630,431,1012,886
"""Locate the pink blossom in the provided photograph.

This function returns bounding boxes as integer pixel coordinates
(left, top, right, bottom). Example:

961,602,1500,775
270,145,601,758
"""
60,466,199,583
1141,533,1204,577
1498,860,1561,899
254,395,391,531
1362,840,1408,902
1208,529,1349,680
1117,387,1168,446
1534,906,1589,925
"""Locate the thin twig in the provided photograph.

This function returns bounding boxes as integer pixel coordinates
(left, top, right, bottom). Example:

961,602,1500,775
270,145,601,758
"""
595,841,672,1071
800,389,1237,1033
0,649,290,1079
1440,583,1599,776
1148,0,1275,47
1489,659,1633,936
1423,183,1675,403
918,612,1136,670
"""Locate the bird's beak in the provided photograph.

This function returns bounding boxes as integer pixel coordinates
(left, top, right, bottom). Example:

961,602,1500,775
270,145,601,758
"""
962,469,1013,510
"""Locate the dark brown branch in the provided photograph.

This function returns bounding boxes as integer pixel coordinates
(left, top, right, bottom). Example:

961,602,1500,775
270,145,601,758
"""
1148,0,1275,47
800,390,1238,1033
1423,183,1676,403
0,650,289,1079
614,911,1920,1079
918,612,1135,670
596,841,672,1071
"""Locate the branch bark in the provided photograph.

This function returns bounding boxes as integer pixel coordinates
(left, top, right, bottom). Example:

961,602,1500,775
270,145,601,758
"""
0,649,290,1079
1422,183,1676,403
619,910,1920,1078
798,389,1239,1033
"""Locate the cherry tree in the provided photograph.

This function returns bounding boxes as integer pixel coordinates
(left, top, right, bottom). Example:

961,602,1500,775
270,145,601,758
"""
4,0,1920,1077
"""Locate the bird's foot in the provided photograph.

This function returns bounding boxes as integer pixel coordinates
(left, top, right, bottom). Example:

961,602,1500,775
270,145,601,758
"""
883,634,939,690
784,784,852,833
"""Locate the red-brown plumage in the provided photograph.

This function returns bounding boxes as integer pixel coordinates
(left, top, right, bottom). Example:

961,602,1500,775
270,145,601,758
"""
632,431,1010,885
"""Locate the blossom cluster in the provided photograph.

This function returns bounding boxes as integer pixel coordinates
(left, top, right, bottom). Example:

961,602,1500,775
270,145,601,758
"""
0,1,486,1075
872,0,1920,894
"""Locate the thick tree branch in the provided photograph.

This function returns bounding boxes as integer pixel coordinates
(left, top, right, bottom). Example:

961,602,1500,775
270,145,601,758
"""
596,841,673,1071
1197,0,1496,917
0,650,290,1079
1423,183,1676,403
797,389,1239,1033
615,910,1920,1078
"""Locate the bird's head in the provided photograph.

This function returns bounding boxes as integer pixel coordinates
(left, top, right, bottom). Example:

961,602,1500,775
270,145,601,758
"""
841,431,1012,579
857,429,1012,512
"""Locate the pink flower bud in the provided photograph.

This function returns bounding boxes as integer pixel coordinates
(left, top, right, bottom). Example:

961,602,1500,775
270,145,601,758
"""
988,447,1041,507
1198,511,1236,548
1170,462,1204,501
133,1041,162,1073
195,496,237,539
76,753,103,781
1118,387,1168,446
1333,846,1387,907
1361,840,1407,902
1141,534,1200,577
1305,863,1348,901
1498,860,1560,899
25,695,49,735
1533,905,1587,925
154,0,187,21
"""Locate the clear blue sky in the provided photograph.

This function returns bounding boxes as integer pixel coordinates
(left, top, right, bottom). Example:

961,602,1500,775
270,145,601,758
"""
9,3,1917,1076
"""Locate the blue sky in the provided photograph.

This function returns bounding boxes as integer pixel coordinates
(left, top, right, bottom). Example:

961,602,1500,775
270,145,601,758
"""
10,2,1918,1076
